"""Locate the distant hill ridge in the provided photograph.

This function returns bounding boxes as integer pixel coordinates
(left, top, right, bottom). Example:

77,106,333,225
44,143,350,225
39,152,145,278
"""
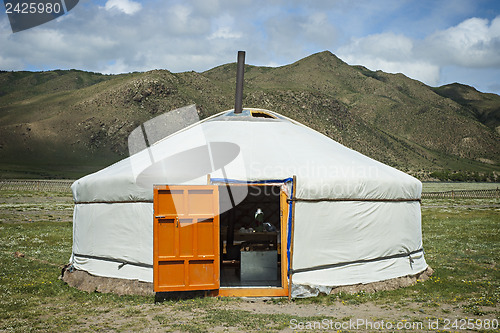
0,51,498,180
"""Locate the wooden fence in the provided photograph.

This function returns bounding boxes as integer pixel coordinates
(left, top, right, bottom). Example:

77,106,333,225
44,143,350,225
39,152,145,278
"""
421,189,499,199
0,179,498,199
0,179,73,192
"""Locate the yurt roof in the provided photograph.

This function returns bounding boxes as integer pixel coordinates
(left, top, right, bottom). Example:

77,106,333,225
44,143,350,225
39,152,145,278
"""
72,108,421,203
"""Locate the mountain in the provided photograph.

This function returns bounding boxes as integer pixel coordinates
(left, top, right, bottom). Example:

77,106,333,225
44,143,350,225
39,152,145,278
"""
0,51,498,180
433,83,500,133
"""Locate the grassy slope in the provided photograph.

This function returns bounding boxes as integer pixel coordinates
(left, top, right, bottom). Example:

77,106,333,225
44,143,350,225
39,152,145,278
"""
0,52,499,179
433,83,500,132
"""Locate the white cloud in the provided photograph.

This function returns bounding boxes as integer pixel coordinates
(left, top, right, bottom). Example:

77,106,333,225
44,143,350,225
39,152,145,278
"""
164,4,211,36
104,0,142,15
263,10,338,63
339,33,414,61
169,4,191,25
208,13,242,40
209,27,242,40
0,55,24,70
102,58,133,74
340,54,440,86
300,12,337,47
338,33,440,85
0,1,498,94
337,16,500,87
422,16,500,67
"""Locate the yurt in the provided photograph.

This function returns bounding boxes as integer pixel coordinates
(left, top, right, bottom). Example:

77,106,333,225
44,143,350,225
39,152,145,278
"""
68,106,429,298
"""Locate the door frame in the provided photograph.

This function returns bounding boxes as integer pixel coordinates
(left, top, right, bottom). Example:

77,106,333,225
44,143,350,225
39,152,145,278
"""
213,180,292,297
153,179,294,297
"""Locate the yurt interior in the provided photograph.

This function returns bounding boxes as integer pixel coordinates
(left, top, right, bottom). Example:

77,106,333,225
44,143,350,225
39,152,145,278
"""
218,183,284,288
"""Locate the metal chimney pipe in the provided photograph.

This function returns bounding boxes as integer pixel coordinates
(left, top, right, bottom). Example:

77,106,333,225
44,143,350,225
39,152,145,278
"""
234,51,245,114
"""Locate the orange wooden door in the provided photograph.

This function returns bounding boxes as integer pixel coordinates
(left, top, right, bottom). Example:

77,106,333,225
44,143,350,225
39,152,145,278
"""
153,185,220,292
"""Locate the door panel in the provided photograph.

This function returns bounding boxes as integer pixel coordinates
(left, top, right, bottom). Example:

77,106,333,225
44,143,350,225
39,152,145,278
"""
197,219,216,255
154,185,220,292
158,219,176,258
158,261,185,288
157,189,185,216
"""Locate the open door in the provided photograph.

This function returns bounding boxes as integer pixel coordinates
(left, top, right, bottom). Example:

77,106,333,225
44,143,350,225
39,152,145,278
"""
153,185,220,292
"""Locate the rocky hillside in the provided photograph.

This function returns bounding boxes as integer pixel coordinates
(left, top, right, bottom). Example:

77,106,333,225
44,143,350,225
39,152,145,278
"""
0,52,498,180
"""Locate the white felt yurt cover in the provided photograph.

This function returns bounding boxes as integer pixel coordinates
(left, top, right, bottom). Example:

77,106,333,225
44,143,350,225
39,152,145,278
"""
70,108,427,297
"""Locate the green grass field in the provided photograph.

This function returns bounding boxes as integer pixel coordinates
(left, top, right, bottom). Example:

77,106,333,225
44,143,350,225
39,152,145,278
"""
0,186,498,332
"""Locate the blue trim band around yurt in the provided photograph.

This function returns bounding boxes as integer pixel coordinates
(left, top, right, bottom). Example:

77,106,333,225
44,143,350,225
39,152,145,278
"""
210,178,293,184
209,177,294,275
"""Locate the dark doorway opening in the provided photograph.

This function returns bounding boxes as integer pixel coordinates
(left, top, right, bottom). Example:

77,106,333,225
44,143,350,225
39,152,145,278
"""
219,185,282,287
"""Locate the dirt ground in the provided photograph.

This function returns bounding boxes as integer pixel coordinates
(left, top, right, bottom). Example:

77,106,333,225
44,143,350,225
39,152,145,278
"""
69,295,498,332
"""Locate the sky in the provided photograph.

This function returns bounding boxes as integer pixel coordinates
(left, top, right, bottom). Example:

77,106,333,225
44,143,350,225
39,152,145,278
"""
1,0,500,94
